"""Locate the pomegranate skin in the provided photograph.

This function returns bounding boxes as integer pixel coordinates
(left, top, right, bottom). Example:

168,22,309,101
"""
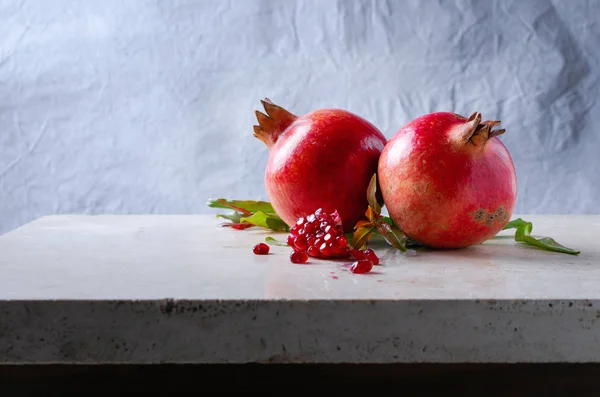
254,100,386,233
378,112,517,249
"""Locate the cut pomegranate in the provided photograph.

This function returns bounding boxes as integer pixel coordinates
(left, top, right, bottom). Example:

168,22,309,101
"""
253,243,270,255
290,250,309,264
288,208,350,259
350,260,373,274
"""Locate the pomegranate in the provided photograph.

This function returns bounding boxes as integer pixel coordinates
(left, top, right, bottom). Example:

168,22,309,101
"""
254,99,387,232
378,112,517,249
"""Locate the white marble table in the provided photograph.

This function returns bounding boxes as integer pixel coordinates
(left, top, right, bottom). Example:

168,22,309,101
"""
0,214,599,364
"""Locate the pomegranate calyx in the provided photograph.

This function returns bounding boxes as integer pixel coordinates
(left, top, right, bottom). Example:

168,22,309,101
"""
253,98,297,148
458,112,505,148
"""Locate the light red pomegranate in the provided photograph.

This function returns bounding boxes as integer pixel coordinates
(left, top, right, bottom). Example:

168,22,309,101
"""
254,99,387,232
378,112,517,249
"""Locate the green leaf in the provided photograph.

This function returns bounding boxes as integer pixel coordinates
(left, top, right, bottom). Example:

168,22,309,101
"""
381,216,395,226
216,212,244,223
352,226,376,249
376,221,407,252
265,236,289,247
240,211,290,232
502,218,580,255
207,198,276,215
366,174,381,214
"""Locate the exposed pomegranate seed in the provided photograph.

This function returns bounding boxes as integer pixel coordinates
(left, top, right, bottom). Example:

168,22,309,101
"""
363,248,379,265
294,235,309,251
287,234,296,248
296,217,305,227
350,260,372,274
307,246,321,258
305,222,318,234
335,235,348,248
298,228,306,236
253,243,270,255
229,223,253,230
331,243,346,256
319,242,332,257
315,237,324,249
350,249,366,260
290,250,309,264
324,233,333,242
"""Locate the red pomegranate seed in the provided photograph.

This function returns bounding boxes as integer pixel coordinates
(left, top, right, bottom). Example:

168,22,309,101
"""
307,246,321,258
315,237,324,249
229,223,253,230
350,260,372,274
350,249,365,260
296,217,305,227
290,250,309,264
335,235,348,248
306,214,316,222
331,243,347,256
305,221,318,234
298,228,306,236
308,235,317,246
363,248,379,265
294,235,309,251
324,233,333,242
319,242,332,257
316,231,325,239
253,243,270,255
287,234,296,248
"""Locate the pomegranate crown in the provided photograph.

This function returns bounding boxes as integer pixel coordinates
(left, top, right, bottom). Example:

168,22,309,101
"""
459,112,505,148
253,98,297,148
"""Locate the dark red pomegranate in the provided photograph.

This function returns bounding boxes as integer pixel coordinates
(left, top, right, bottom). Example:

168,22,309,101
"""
378,112,517,249
254,99,387,233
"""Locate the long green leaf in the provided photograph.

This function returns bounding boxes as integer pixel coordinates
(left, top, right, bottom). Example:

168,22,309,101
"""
265,236,289,247
376,222,407,252
207,198,276,214
502,218,580,255
366,174,381,214
216,212,244,223
240,211,289,232
352,226,376,249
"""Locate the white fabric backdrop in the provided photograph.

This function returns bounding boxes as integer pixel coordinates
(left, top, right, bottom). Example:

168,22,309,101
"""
1,0,598,234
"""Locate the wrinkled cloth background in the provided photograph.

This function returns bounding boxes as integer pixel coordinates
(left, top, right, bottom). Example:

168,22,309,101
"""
0,0,598,234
